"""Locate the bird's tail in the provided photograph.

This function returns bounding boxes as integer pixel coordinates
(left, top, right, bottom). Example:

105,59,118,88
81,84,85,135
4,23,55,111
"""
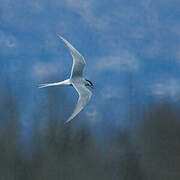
39,83,57,88
39,79,71,88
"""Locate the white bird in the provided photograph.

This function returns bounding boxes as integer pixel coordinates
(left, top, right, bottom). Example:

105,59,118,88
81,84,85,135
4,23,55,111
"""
39,34,95,123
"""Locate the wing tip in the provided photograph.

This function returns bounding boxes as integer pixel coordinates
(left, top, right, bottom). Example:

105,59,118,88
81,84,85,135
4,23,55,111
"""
64,117,73,124
56,33,66,42
56,33,62,38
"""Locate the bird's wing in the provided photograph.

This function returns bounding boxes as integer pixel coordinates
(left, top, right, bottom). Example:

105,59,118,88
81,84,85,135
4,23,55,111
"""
57,34,86,78
65,83,92,123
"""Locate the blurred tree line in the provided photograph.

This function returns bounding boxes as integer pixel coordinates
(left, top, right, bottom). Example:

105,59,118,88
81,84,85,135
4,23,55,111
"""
0,87,180,180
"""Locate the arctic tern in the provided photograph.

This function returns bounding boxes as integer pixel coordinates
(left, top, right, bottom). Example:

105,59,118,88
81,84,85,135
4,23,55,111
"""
39,34,95,123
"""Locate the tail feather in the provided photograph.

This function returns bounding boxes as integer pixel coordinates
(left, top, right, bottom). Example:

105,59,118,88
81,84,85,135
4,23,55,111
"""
38,83,55,88
39,79,71,88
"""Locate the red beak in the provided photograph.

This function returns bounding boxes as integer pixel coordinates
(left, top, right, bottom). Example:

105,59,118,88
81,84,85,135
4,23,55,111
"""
91,85,95,89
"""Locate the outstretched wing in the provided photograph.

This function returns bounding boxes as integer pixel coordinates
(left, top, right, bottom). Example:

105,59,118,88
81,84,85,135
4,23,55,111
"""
65,83,92,123
57,34,86,78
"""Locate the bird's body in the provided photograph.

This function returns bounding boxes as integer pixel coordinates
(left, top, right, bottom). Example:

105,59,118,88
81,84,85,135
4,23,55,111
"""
39,34,94,123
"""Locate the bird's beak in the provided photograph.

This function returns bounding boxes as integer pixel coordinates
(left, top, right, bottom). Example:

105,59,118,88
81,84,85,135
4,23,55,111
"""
91,85,95,89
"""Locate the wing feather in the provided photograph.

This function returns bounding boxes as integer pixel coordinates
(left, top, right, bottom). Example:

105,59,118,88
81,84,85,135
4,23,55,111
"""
57,34,86,78
65,84,92,123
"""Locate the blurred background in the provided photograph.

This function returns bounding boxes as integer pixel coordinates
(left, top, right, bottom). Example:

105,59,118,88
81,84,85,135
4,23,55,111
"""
0,0,180,179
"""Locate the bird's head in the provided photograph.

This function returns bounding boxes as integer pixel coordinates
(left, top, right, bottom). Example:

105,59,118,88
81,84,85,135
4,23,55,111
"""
85,79,95,89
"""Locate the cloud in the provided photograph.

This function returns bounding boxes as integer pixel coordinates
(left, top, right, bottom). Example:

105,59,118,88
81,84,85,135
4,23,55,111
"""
151,79,180,100
0,31,17,48
32,61,64,80
27,0,45,13
65,0,110,30
101,87,123,100
1,0,179,63
0,30,18,55
143,40,162,58
95,50,140,72
85,105,101,122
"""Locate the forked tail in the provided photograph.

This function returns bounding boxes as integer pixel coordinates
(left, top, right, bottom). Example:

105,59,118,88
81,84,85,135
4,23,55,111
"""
39,82,58,88
39,79,71,88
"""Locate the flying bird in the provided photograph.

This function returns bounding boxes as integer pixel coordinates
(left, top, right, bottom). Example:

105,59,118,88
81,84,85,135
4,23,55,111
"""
39,34,95,123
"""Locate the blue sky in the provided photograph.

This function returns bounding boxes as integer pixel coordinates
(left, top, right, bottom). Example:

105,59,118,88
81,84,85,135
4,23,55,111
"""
0,0,180,127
